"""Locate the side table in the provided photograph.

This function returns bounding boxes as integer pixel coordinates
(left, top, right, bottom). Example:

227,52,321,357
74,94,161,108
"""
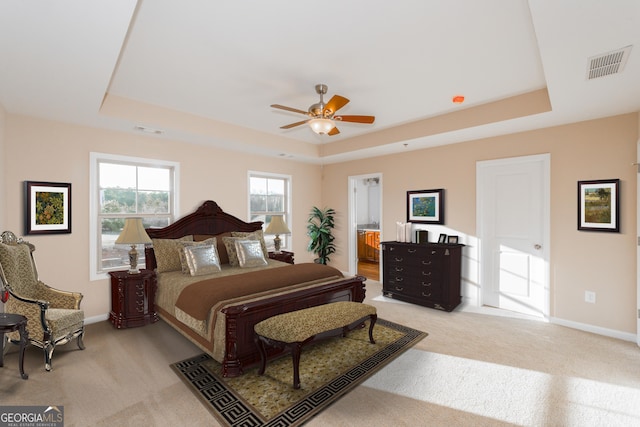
109,269,158,329
0,313,29,379
268,250,294,264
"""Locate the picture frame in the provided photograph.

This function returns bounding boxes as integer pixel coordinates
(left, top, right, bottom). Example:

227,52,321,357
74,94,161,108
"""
24,181,72,235
438,233,447,243
447,235,459,244
407,189,444,224
577,179,619,232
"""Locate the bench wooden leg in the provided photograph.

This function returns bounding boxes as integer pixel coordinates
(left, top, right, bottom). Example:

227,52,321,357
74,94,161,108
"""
255,336,267,375
368,314,377,344
291,343,303,389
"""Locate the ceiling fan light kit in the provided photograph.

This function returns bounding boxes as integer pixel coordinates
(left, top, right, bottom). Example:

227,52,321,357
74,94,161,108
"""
309,118,335,135
271,83,375,136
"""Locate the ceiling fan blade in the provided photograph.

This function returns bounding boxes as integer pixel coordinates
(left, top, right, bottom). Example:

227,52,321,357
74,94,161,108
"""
334,115,375,124
280,120,309,129
328,126,340,136
271,104,309,116
323,95,350,116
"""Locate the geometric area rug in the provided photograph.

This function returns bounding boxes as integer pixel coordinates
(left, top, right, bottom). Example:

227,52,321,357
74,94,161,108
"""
171,319,427,427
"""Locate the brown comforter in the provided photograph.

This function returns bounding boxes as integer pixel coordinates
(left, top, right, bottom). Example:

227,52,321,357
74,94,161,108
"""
175,263,344,321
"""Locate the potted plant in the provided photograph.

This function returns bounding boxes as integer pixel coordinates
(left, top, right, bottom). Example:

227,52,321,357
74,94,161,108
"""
307,206,336,264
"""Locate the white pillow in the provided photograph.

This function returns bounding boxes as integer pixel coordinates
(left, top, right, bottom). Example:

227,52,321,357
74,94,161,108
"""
182,244,222,276
178,237,216,274
235,239,268,268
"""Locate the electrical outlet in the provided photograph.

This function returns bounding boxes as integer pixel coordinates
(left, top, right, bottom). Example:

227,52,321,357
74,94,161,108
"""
585,291,596,304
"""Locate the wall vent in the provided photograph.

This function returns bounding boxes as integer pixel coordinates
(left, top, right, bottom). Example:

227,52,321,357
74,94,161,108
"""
587,45,632,80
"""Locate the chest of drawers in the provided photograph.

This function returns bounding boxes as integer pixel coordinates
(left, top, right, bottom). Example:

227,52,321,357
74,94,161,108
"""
381,241,463,311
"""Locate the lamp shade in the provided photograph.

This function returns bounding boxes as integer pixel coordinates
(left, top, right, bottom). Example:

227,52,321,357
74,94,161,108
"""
115,218,153,245
308,118,334,135
265,215,291,235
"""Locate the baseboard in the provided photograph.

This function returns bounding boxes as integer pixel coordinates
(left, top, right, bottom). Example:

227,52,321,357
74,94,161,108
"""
86,313,109,325
550,316,637,343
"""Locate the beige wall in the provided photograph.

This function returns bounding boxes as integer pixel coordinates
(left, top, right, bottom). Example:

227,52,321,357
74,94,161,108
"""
3,114,321,320
323,114,638,335
2,112,638,336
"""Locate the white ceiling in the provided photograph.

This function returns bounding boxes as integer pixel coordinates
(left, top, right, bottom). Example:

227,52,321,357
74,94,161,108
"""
1,0,639,164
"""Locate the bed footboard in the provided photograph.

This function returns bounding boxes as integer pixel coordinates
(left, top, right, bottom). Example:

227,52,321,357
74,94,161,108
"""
220,275,367,377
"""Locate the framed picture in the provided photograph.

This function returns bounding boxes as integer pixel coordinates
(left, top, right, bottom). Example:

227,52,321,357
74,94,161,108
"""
407,189,444,224
438,233,447,243
577,179,619,232
447,235,459,244
24,181,72,235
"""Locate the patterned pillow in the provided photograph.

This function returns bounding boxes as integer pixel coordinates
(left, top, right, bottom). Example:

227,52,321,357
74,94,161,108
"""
231,230,268,258
222,235,258,267
178,237,216,274
235,239,268,268
182,244,222,276
193,232,231,265
152,235,194,273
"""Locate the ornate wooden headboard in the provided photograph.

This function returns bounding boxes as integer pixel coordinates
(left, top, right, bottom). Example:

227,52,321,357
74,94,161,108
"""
144,200,263,270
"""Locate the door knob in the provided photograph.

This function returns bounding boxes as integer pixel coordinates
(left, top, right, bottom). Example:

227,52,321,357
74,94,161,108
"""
534,244,542,250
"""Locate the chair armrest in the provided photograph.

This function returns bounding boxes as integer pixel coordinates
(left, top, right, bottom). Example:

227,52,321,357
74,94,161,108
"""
38,281,83,309
5,292,49,340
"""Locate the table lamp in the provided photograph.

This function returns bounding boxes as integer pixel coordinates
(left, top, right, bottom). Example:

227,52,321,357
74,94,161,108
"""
264,215,291,254
115,218,152,273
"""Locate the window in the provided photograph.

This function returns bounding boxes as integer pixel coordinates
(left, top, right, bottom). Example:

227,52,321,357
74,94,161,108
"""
249,172,291,251
90,153,179,280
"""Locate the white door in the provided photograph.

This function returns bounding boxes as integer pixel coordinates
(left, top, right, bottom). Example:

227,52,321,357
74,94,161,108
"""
477,154,550,318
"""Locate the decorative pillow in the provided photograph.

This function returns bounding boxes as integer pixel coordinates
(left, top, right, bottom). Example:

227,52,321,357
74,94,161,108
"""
182,244,222,276
178,237,217,274
222,235,258,267
231,230,268,258
194,232,231,265
152,235,194,273
234,239,268,268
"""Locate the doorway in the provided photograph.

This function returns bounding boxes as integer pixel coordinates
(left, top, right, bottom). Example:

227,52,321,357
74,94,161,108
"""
477,154,550,318
349,173,382,281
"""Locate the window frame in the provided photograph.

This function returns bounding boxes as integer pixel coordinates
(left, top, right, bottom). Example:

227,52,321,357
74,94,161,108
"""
248,171,292,252
90,152,180,281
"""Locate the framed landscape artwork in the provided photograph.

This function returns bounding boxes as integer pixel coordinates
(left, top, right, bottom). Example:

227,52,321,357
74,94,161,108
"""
407,189,444,224
24,181,72,235
577,179,619,232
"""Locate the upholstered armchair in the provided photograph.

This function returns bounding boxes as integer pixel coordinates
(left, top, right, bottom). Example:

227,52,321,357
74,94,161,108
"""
0,231,85,371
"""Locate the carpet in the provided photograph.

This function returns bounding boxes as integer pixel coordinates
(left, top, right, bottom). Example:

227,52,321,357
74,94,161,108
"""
171,318,427,427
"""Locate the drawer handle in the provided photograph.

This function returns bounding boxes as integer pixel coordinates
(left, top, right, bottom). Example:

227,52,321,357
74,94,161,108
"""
394,267,404,272
136,284,144,290
136,292,144,297
422,282,432,287
422,271,432,276
408,249,417,253
395,286,404,292
422,292,432,297
394,277,404,282
422,260,432,265
431,250,437,255
394,257,404,262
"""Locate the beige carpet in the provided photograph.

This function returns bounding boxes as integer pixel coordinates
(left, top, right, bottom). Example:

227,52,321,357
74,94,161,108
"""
1,279,639,426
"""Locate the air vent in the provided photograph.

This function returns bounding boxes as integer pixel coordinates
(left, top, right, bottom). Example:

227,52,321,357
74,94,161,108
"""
587,45,632,80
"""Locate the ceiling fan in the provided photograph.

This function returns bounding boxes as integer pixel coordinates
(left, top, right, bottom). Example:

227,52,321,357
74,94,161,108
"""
271,84,375,136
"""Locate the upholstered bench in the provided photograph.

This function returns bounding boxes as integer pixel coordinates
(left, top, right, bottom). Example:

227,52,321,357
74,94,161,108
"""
254,301,377,389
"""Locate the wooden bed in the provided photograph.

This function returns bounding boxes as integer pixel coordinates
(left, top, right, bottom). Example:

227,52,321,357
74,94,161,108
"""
144,200,367,377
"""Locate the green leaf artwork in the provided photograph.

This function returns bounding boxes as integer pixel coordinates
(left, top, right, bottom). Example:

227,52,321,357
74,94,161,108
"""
35,191,65,225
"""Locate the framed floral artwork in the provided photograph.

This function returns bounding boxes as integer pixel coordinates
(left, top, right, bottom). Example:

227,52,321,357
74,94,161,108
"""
24,181,72,234
407,189,444,224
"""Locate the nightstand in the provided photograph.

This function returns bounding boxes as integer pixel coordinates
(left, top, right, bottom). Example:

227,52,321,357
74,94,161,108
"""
109,269,158,329
268,250,294,264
